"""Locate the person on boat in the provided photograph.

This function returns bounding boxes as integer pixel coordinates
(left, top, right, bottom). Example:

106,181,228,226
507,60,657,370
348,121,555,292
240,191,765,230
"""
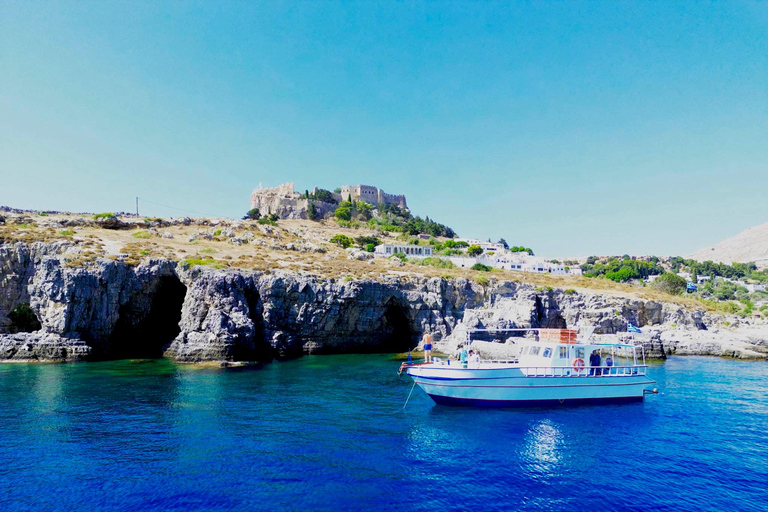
605,354,613,375
459,344,469,367
421,332,434,363
589,350,601,375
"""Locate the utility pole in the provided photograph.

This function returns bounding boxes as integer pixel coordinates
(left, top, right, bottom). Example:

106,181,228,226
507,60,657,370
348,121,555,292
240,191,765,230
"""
136,197,139,217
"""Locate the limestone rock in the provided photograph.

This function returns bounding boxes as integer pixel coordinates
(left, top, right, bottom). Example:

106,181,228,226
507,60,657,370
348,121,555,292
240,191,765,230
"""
0,332,91,361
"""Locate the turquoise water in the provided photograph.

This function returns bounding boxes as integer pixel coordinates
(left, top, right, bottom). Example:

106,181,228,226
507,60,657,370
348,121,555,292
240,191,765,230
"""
0,355,766,512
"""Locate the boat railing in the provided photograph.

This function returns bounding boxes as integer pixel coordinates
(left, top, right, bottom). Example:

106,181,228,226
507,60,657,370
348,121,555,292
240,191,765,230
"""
516,365,647,377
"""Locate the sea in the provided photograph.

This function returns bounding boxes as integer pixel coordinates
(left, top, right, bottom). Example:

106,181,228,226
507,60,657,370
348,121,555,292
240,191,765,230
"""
0,355,766,512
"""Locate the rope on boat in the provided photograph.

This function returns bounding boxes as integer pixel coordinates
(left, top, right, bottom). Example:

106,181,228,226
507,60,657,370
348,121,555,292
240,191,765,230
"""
403,380,417,409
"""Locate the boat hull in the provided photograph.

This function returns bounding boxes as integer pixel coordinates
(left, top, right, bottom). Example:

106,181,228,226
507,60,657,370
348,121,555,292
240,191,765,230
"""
428,394,645,408
406,365,655,407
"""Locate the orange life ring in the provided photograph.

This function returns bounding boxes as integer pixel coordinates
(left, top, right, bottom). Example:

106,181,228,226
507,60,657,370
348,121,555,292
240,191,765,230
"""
572,358,585,373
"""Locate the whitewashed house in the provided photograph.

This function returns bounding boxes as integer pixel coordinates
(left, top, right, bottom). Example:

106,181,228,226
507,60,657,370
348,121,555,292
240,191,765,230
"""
374,244,433,258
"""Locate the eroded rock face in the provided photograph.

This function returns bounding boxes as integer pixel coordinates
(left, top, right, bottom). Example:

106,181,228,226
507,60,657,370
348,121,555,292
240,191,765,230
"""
0,332,91,361
0,242,71,332
165,271,263,362
1,241,766,362
164,272,485,361
27,258,184,358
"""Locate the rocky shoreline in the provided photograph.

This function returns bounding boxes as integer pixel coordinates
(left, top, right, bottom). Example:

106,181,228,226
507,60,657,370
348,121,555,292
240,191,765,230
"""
1,240,766,363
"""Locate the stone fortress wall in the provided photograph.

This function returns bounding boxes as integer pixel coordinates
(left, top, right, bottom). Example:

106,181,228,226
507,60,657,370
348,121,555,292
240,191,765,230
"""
339,185,407,209
250,182,407,220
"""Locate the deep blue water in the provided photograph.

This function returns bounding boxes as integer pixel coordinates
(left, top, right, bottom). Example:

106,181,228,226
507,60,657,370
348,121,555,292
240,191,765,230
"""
0,355,766,512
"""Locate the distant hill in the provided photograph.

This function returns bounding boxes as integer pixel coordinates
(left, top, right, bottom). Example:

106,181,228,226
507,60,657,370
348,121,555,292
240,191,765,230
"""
689,222,768,269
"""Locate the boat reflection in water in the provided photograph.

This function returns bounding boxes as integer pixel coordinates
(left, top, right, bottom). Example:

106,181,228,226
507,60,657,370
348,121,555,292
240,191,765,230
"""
400,328,657,407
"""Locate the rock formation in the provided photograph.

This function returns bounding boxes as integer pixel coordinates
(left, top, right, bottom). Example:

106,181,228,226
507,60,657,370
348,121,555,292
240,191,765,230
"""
1,241,766,362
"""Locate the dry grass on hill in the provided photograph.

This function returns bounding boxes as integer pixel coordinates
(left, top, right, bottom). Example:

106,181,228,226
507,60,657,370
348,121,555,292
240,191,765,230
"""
0,210,717,312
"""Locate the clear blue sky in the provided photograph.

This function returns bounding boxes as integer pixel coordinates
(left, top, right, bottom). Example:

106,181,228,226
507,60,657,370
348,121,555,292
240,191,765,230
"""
2,1,767,257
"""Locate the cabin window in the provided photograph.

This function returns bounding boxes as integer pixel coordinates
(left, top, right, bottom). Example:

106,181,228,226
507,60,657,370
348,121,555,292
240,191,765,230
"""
521,346,529,355
575,347,585,359
530,347,541,356
558,346,568,359
542,348,552,358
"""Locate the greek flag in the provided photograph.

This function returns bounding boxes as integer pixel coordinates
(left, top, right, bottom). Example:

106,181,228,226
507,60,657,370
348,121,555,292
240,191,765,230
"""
627,322,642,333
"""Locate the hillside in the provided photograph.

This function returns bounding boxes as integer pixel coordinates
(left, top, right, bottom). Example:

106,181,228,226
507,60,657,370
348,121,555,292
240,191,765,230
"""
689,222,768,269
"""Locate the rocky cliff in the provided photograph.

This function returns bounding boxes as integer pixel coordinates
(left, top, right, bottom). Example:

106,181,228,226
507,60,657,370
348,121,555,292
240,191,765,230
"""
1,241,766,362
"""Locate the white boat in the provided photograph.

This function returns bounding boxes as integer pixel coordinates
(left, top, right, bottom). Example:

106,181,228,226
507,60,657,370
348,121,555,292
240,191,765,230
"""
400,328,656,407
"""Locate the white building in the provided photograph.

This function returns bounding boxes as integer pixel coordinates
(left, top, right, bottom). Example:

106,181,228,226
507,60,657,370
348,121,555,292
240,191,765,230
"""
374,244,433,258
455,239,506,253
446,252,581,275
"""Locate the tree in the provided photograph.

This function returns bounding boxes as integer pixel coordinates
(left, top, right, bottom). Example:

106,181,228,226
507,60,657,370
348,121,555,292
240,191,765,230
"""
355,202,373,220
651,273,687,295
498,238,509,250
243,208,261,220
334,201,353,221
311,188,336,204
471,263,492,272
467,245,483,257
307,201,318,221
334,188,342,194
355,235,380,248
691,268,698,284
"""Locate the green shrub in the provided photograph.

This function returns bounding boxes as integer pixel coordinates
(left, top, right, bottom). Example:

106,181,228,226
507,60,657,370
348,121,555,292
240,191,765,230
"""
139,250,149,256
413,257,456,269
257,218,277,226
365,243,376,253
467,245,483,257
509,246,534,255
355,235,381,248
181,259,227,269
330,234,354,248
391,252,407,262
337,219,363,229
308,188,337,204
38,212,49,217
93,212,116,220
471,263,492,272
565,289,577,295
214,229,222,236
243,208,261,220
343,276,354,282
59,229,75,236
650,273,687,295
132,231,151,239
475,276,489,286
8,303,41,332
